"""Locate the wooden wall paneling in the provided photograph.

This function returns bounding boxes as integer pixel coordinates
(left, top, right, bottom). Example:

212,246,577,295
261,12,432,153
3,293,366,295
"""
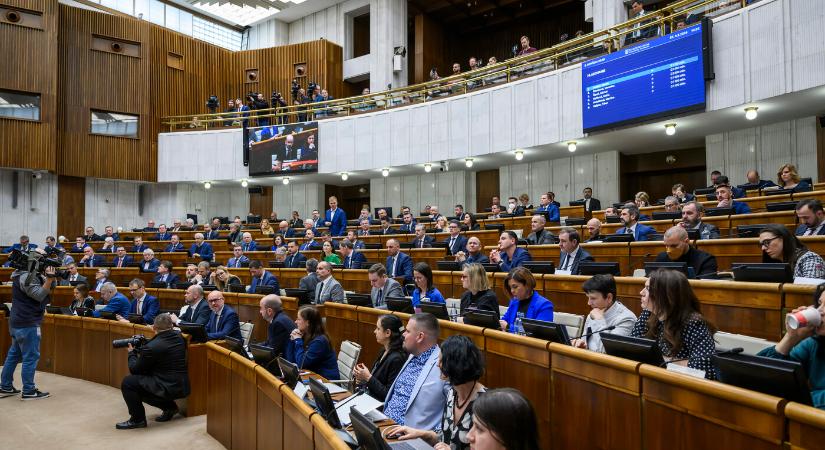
54,314,84,379
256,366,285,450
0,0,58,171
230,352,258,450
207,343,233,448
249,186,274,218
80,316,111,385
57,175,85,239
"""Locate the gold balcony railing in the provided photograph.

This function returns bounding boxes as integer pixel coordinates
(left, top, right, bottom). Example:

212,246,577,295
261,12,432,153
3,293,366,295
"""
161,0,752,131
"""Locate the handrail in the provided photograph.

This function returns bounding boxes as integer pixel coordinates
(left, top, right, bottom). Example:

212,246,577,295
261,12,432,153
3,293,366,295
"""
161,0,750,131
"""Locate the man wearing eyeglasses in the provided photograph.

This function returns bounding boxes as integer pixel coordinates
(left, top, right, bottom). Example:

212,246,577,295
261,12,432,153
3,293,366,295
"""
653,226,718,279
205,290,242,341
117,279,159,324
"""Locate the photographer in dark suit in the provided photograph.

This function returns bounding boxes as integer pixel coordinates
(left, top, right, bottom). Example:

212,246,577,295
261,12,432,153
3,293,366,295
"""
116,313,189,429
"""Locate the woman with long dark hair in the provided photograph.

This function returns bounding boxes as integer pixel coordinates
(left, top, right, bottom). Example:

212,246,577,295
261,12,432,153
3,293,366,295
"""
468,388,540,450
285,306,338,380
759,224,825,279
352,314,407,400
412,262,445,306
631,270,717,379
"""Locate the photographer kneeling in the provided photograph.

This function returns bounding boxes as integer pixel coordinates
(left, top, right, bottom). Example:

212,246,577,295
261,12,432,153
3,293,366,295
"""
116,313,190,429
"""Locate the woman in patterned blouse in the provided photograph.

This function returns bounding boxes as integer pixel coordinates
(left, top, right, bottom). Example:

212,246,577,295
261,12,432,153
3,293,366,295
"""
385,335,486,450
759,224,825,279
631,270,718,379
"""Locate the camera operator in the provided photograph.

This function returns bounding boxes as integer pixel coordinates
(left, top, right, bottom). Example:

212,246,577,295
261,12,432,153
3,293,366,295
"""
116,313,190,429
271,92,287,124
1,250,57,400
294,88,309,123
253,93,271,127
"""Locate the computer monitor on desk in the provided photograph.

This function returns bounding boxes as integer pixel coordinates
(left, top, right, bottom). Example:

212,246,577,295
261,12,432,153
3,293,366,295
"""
602,234,634,243
436,261,461,271
462,310,501,329
277,356,301,389
578,262,621,276
308,377,343,429
522,318,570,344
386,297,414,314
652,212,681,220
223,335,247,357
705,207,732,217
178,323,208,343
350,408,434,450
418,301,449,320
736,225,767,238
346,293,373,307
714,353,812,405
732,263,792,283
284,288,310,306
249,343,280,376
601,333,664,366
522,262,555,274
644,262,692,278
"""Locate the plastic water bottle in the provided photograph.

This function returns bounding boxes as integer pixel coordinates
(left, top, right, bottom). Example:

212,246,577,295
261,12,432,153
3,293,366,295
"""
514,316,525,335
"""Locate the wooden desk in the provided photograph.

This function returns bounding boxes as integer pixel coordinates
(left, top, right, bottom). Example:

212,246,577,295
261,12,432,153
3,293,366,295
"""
256,366,285,450
231,352,259,450
785,402,825,449
694,238,762,271
207,343,233,448
80,317,109,384
281,382,317,450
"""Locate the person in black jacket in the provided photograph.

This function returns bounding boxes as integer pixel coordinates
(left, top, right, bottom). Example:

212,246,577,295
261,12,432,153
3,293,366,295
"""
353,314,407,400
117,313,190,429
259,294,296,357
459,263,500,316
654,226,718,279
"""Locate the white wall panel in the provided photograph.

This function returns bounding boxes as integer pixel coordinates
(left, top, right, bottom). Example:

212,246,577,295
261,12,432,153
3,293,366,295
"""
353,116,375,171
409,105,431,163
747,0,785,101
789,0,825,91
371,112,392,169
449,98,469,159
390,109,411,166
469,92,491,155
513,80,537,150
429,102,450,161
536,74,560,145
0,170,58,246
707,13,746,110
336,118,356,173
490,87,513,153
370,171,472,214
559,68,583,141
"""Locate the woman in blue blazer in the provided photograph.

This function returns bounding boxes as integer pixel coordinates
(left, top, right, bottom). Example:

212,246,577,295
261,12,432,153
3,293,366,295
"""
500,267,554,333
285,306,338,380
411,262,445,307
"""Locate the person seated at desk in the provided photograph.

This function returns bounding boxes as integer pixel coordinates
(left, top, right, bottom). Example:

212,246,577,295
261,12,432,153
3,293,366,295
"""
617,204,657,241
285,306,338,380
679,201,720,240
353,314,407,400
467,388,541,450
358,219,373,237
586,218,604,242
461,214,480,232
184,264,205,285
490,231,532,271
776,163,811,192
340,240,366,269
61,263,87,285
399,212,417,234
558,228,594,275
743,169,776,190
535,192,560,222
434,216,449,233
93,283,131,318
758,284,825,409
271,235,287,251
445,220,468,255
70,283,97,310
380,217,397,235
321,241,341,265
70,236,90,253
227,245,249,268
277,220,295,239
346,230,365,250
314,261,344,304
163,235,184,253
386,238,414,284
259,294,295,357
78,246,104,268
300,229,321,251
386,335,487,450
715,183,751,214
101,237,117,253
154,224,171,241
411,224,434,248
459,263,499,316
171,285,211,326
499,267,553,333
760,224,825,279
188,233,213,262
795,199,825,236
284,241,308,268
299,259,321,303
631,270,718,379
663,196,681,213
383,313,448,429
455,237,489,267
152,261,179,288
132,237,149,253
487,204,503,220
672,183,695,203
112,247,133,268
226,223,243,246
91,268,111,292
369,263,403,308
204,290,242,341
248,260,280,293
259,218,275,236
411,262,445,307
120,279,159,324
240,232,258,252
202,224,220,241
526,215,555,245
210,266,242,292
654,226,718,278
571,274,637,353
506,196,525,217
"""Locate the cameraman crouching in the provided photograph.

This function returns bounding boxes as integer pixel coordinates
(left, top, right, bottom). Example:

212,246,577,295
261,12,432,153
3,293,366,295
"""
117,313,190,429
1,251,56,400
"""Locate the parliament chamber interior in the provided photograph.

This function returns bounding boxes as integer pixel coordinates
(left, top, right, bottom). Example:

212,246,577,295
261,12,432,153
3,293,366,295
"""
3,0,825,448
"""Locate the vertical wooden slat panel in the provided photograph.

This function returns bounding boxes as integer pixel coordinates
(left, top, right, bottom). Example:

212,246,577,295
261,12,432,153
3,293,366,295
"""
56,175,85,239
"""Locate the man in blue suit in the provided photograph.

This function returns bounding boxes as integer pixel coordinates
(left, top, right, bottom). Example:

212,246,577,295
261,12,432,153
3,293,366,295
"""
234,97,250,126
78,247,105,268
259,295,296,357
444,220,468,255
715,184,751,215
205,290,242,341
240,233,259,252
385,239,413,283
535,192,560,222
795,199,825,236
140,249,161,272
121,279,159,324
188,233,214,262
398,213,417,234
93,283,131,318
164,235,185,252
132,237,149,253
557,228,595,275
324,196,348,236
340,240,367,269
227,245,250,268
248,260,280,294
202,224,221,240
490,231,532,271
300,230,321,251
384,313,448,429
345,231,365,250
617,204,657,241
154,224,172,241
283,241,308,269
152,261,180,288
411,225,434,248
277,221,295,238
71,236,90,253
112,247,134,268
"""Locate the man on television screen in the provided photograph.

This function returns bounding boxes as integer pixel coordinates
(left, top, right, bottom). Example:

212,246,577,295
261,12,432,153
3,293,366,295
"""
280,134,298,161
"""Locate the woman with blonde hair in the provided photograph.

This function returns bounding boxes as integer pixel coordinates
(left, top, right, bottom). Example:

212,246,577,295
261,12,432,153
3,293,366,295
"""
777,163,811,192
259,218,275,235
211,265,242,291
634,191,650,208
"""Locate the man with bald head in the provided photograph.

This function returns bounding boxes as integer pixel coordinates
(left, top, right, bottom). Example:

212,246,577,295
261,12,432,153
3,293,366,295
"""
188,233,214,262
171,284,210,326
586,218,604,242
277,220,295,238
205,290,242,341
653,226,718,279
385,238,414,283
258,295,296,356
745,169,776,189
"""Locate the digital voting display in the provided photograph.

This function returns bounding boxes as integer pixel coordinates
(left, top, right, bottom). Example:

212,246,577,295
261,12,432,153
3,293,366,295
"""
582,23,708,133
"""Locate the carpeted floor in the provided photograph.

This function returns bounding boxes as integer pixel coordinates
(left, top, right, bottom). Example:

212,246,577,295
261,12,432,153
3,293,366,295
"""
0,367,224,450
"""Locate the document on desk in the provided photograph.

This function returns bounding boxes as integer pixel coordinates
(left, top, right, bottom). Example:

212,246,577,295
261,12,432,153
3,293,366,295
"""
336,394,385,426
324,383,347,394
293,382,308,399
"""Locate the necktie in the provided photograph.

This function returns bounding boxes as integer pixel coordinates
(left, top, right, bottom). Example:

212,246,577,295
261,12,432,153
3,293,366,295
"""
89,258,94,268
318,281,326,300
376,288,384,306
807,227,815,236
71,275,77,281
215,314,221,332
137,300,142,314
390,257,397,276
346,256,350,268
117,258,123,268
162,274,167,282
449,237,455,251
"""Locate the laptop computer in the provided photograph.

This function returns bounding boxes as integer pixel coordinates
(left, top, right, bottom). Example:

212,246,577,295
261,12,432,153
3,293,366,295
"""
350,408,434,450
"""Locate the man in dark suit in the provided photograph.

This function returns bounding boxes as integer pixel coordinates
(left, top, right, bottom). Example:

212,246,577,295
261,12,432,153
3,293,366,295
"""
357,219,373,236
680,201,720,240
140,249,161,273
300,230,321,251
623,0,658,46
310,210,324,230
154,225,171,241
227,245,250,268
284,241,308,268
289,211,303,229
385,239,413,283
71,236,90,253
84,226,103,242
116,313,190,429
456,237,490,267
379,217,397,235
172,285,211,326
398,213,417,234
248,260,280,294
78,247,104,268
132,237,150,253
586,218,605,242
526,215,556,245
444,220,468,255
61,263,87,285
91,268,111,292
259,295,296,357
103,225,120,242
164,235,185,252
7,235,37,252
188,233,214,262
122,279,159,324
557,228,594,275
277,221,296,238
152,261,179,288
113,247,134,268
346,230,365,250
580,187,602,213
340,240,367,269
202,224,220,241
368,264,404,308
654,226,718,278
324,195,348,236
617,204,657,241
795,199,825,236
411,224,434,248
205,290,242,341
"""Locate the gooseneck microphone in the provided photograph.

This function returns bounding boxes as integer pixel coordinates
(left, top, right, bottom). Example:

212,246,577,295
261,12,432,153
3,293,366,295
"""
570,325,617,342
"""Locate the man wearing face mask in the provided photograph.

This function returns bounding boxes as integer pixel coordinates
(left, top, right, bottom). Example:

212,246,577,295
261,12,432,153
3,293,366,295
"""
506,196,525,216
653,226,718,279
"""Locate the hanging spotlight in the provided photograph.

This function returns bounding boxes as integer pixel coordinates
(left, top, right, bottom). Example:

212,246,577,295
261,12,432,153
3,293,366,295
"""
424,163,432,173
515,150,524,161
465,158,474,168
567,141,577,152
282,177,290,185
381,168,390,177
204,181,211,189
744,106,758,120
664,123,677,136
341,172,349,181
241,179,248,188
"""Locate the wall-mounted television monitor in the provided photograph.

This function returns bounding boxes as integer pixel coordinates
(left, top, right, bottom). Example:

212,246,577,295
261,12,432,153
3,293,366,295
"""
581,21,712,133
245,121,319,176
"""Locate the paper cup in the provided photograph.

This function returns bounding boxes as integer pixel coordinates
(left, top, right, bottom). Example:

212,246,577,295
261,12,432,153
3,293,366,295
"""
787,307,822,330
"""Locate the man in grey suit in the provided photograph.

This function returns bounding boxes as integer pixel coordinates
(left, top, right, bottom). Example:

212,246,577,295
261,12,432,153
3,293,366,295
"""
314,261,344,304
299,259,321,303
557,228,594,275
61,263,87,285
526,215,556,245
368,264,403,308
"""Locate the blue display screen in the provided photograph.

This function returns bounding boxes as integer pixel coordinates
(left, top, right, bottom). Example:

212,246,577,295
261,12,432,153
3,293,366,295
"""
582,23,707,133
